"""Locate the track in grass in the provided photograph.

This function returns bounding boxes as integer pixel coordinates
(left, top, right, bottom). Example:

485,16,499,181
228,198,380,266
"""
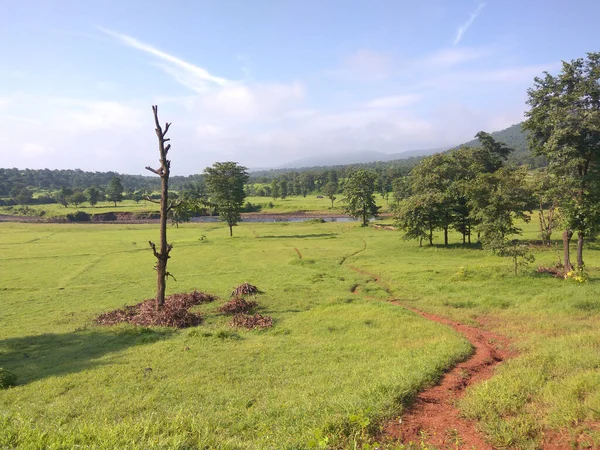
349,265,514,449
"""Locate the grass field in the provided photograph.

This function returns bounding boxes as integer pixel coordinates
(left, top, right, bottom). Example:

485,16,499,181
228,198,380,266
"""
0,194,394,218
1,219,599,449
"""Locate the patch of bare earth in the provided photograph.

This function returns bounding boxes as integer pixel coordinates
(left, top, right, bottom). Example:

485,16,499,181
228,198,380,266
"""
348,265,515,449
383,305,514,449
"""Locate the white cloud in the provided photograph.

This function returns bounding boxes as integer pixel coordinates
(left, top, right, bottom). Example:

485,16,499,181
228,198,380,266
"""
22,142,54,157
365,94,422,109
453,3,486,46
330,49,394,82
423,47,488,66
99,27,231,93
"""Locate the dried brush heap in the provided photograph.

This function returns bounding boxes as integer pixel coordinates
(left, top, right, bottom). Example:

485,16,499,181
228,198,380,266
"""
219,297,258,315
231,313,273,329
95,290,216,328
225,283,273,329
230,282,261,298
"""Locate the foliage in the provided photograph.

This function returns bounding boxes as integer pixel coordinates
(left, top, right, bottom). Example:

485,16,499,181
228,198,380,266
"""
68,191,87,208
323,181,338,208
105,176,124,206
0,368,17,389
65,211,91,222
524,52,600,268
204,162,249,236
342,170,379,226
486,237,535,276
86,187,100,207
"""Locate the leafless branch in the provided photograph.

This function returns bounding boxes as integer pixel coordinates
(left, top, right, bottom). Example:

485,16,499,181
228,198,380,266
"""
145,166,162,176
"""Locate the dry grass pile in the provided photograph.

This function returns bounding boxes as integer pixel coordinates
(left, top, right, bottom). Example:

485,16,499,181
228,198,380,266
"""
95,290,216,328
230,313,273,329
219,297,258,315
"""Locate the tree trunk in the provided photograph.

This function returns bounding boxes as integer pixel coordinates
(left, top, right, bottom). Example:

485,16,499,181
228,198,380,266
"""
146,105,173,310
563,229,573,272
467,225,471,244
444,226,448,246
229,223,233,237
428,225,433,246
577,231,584,269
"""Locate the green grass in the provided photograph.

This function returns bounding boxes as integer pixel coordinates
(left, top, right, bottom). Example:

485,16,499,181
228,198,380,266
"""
0,221,470,449
0,194,394,218
2,219,600,449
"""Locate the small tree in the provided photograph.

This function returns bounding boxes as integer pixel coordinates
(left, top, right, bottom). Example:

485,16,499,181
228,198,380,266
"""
106,177,124,207
86,187,100,207
488,237,535,276
342,170,379,226
68,191,86,208
323,181,338,208
56,186,73,207
204,162,249,236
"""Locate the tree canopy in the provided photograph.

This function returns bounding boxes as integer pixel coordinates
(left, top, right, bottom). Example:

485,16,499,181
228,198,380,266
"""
204,162,249,236
524,52,600,269
342,170,379,226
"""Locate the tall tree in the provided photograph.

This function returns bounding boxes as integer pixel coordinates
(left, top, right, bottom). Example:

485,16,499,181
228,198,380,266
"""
86,187,100,207
145,105,178,310
524,52,600,269
106,177,124,207
342,170,379,226
204,162,249,236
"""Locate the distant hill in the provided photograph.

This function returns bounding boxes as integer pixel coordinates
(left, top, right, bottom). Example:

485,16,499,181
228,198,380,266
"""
278,147,446,169
457,123,546,168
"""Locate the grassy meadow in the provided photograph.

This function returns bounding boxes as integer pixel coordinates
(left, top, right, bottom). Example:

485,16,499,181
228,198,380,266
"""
1,218,599,449
0,193,394,219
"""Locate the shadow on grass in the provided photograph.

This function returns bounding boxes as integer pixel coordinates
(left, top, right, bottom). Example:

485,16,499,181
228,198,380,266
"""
422,242,483,250
0,327,174,385
260,233,337,239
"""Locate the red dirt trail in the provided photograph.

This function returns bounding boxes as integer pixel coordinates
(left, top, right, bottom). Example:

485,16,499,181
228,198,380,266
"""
349,265,515,449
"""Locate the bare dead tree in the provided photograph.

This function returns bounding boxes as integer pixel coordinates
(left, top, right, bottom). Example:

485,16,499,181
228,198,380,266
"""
146,105,180,309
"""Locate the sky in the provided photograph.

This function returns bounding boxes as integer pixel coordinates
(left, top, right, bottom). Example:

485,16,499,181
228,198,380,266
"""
1,0,599,175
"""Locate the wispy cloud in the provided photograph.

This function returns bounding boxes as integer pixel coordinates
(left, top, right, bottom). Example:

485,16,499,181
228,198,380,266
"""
98,27,231,93
364,94,422,109
453,3,485,46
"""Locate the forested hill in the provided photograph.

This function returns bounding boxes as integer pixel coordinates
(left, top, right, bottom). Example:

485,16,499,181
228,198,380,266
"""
457,123,546,167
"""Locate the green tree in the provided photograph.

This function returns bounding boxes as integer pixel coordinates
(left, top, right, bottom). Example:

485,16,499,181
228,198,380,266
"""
466,166,533,246
342,170,379,226
524,52,600,270
204,162,249,236
86,187,100,207
68,191,87,208
323,181,338,208
56,186,73,207
270,179,281,201
14,188,33,205
106,177,124,207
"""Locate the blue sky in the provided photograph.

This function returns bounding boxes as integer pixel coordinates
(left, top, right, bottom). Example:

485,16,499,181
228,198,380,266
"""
2,0,599,175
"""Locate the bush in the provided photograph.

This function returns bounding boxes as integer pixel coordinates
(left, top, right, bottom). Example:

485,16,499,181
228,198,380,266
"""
0,368,17,389
66,211,91,222
243,202,262,213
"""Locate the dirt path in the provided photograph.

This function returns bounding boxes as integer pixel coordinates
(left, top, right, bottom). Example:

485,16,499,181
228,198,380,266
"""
349,265,514,449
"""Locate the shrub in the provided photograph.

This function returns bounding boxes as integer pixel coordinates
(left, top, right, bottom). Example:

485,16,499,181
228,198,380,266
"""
66,211,91,222
0,368,17,389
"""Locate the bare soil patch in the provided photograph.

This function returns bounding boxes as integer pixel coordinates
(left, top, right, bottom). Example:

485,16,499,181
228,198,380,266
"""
348,265,515,449
383,305,514,449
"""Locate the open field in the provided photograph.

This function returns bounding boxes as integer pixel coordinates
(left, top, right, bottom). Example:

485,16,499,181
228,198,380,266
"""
1,220,600,448
0,194,393,219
